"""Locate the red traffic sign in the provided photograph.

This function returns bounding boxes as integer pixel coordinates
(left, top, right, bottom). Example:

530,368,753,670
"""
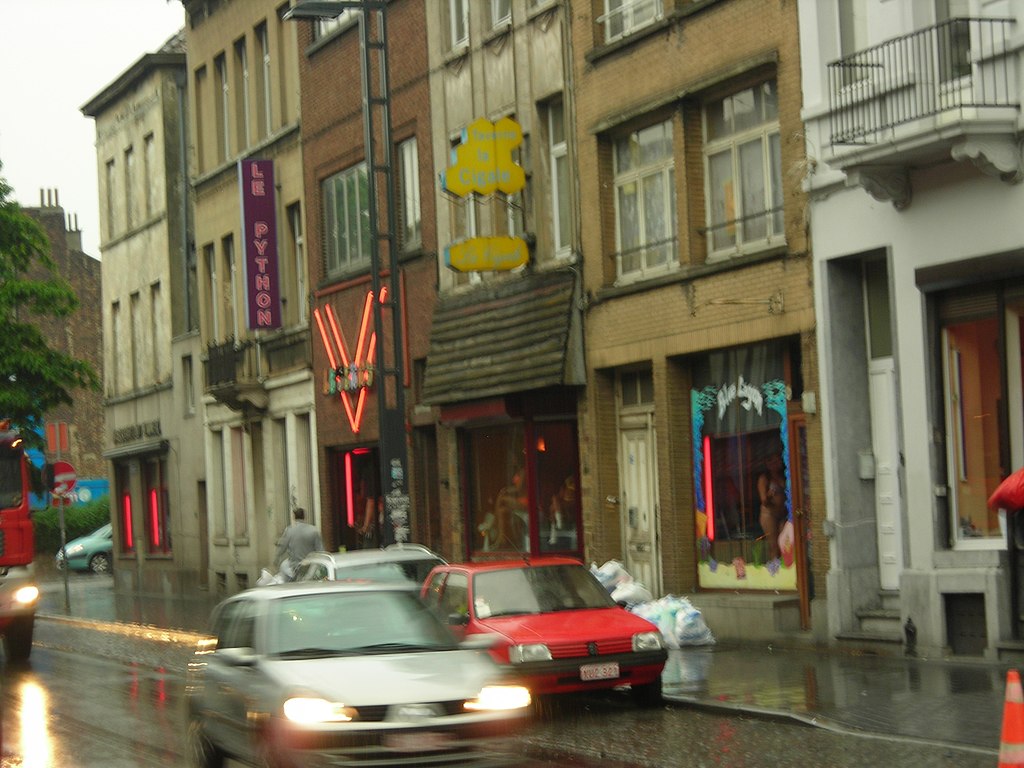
52,461,77,496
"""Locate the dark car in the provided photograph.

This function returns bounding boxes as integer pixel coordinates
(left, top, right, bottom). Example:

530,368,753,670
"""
422,557,667,705
293,543,446,586
186,581,531,768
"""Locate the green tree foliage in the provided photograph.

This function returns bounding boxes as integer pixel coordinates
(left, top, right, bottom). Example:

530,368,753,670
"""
0,162,100,442
34,497,111,556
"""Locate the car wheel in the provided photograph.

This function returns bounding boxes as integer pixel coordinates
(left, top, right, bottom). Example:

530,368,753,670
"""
4,615,34,664
89,551,111,574
631,677,663,708
186,718,226,768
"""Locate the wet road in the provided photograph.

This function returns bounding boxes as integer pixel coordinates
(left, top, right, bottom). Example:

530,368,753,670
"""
0,619,999,768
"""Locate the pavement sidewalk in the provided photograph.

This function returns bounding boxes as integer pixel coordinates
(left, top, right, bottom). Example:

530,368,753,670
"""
34,574,1007,756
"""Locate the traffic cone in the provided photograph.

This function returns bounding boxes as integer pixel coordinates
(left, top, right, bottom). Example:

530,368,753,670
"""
999,669,1024,767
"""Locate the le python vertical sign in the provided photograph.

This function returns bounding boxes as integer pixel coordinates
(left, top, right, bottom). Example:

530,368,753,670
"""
239,159,281,330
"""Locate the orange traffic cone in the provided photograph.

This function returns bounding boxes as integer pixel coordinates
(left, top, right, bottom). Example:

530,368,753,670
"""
1000,669,1024,767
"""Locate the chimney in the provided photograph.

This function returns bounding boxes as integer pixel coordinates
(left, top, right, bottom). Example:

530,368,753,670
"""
66,212,82,252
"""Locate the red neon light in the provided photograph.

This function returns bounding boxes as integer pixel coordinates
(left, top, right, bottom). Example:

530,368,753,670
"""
123,493,133,549
345,452,355,527
150,489,160,548
314,292,378,434
703,436,715,541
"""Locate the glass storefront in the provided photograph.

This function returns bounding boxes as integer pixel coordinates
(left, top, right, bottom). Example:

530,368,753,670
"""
691,340,797,590
461,418,580,558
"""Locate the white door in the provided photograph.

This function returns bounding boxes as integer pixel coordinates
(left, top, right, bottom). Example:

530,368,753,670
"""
869,357,904,589
619,426,661,595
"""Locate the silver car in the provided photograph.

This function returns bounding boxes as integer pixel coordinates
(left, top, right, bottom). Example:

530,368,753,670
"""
293,544,446,586
186,581,530,768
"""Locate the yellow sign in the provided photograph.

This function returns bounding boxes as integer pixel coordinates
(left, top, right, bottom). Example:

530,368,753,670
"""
441,117,525,197
446,236,529,272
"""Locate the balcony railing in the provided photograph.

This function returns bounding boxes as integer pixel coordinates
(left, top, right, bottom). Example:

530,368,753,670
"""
828,18,1016,146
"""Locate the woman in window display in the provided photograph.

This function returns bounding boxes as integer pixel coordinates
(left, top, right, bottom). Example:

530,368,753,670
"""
757,450,788,561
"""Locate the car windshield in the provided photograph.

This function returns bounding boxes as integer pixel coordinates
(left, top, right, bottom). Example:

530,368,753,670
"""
334,557,442,584
268,590,459,657
472,564,616,618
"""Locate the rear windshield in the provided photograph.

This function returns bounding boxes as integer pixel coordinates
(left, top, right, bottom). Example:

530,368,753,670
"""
335,557,444,584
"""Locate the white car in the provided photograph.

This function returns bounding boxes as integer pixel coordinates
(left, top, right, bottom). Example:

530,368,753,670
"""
293,544,446,586
185,581,530,768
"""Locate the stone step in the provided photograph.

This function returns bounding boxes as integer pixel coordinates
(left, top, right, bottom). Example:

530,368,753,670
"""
835,629,905,656
857,607,902,635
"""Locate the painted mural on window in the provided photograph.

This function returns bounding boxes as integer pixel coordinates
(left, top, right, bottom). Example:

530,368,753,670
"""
691,342,796,590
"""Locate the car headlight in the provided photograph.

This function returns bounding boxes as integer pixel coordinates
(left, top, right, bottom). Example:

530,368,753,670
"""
66,544,85,556
14,586,38,606
282,697,356,724
465,685,532,711
632,630,663,652
508,643,551,664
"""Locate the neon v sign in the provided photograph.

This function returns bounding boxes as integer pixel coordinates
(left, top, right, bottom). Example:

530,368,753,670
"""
313,289,384,433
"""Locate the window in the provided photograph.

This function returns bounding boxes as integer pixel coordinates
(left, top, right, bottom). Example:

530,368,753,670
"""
548,100,570,256
600,0,663,44
194,65,208,173
145,133,156,219
284,202,307,325
255,22,273,138
449,0,469,49
398,138,421,251
323,163,370,275
116,463,134,553
150,282,163,383
222,235,239,339
183,355,196,416
110,300,121,395
463,420,581,557
314,9,357,39
144,456,171,555
215,53,230,162
613,119,676,281
936,0,971,83
234,37,251,150
941,287,1024,548
704,80,783,258
187,242,199,332
129,291,141,390
124,146,136,230
230,426,248,537
203,243,219,339
838,0,869,86
491,0,511,29
105,159,116,239
691,341,797,590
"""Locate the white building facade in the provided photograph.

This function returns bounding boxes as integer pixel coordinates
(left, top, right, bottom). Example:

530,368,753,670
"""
800,0,1024,658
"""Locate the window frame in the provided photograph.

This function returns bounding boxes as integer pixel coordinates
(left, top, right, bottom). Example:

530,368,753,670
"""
548,100,571,257
322,163,371,277
600,0,664,44
449,0,469,50
612,118,677,283
702,80,785,260
397,137,422,251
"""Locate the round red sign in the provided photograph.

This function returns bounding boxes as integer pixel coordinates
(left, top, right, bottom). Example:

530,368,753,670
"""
52,460,77,496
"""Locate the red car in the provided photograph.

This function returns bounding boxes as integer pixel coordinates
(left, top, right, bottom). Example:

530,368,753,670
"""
421,557,667,705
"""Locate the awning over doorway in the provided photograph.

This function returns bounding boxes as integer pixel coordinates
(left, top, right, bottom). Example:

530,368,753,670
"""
421,269,584,405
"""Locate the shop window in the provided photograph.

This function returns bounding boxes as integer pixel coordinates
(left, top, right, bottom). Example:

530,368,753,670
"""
144,456,171,555
691,340,797,590
116,463,134,554
463,419,580,557
942,304,1011,545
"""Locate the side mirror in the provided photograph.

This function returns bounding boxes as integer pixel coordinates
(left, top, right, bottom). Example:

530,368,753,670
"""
217,646,258,667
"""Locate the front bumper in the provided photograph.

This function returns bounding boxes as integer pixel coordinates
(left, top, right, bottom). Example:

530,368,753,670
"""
506,648,668,695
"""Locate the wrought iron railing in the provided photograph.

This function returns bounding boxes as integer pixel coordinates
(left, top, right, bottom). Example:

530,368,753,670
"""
204,338,256,389
828,18,1016,146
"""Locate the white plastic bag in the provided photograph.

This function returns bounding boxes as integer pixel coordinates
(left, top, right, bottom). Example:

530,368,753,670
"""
590,559,632,591
611,580,653,606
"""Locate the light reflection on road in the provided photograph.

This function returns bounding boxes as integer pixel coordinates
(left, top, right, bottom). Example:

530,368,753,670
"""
14,680,50,768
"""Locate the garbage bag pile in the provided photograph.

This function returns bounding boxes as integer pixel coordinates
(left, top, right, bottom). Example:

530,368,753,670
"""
591,559,716,648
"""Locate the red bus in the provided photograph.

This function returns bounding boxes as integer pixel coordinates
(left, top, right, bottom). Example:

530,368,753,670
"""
0,420,39,660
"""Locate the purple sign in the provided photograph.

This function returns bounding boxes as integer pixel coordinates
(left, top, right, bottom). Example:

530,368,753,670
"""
239,159,281,330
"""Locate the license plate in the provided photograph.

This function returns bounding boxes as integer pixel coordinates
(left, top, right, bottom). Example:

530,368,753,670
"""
580,661,620,681
384,731,452,753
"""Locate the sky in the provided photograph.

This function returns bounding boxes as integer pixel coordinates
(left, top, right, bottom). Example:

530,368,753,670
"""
0,0,187,260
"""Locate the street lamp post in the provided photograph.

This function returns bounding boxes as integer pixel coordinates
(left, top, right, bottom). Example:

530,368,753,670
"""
285,0,409,545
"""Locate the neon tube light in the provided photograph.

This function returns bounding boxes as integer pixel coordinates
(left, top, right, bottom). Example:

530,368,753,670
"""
703,436,715,541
